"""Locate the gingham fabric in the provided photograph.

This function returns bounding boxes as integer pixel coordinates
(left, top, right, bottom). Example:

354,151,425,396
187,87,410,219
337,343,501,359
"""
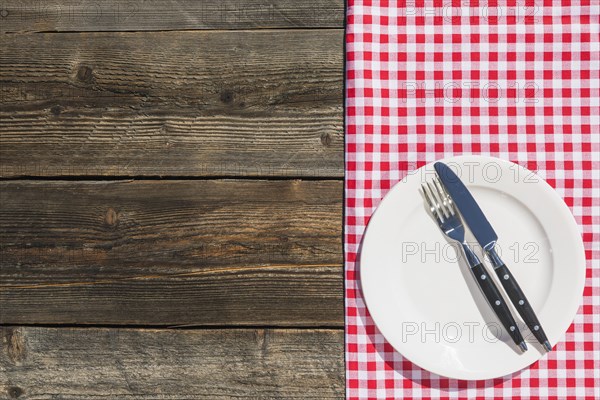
344,1,600,398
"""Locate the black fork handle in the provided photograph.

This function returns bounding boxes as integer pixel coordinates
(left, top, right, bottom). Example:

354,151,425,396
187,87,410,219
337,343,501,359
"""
493,263,551,350
459,243,526,350
469,262,526,350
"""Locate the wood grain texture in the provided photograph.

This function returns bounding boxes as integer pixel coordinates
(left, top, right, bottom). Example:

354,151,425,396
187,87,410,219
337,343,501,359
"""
0,0,344,32
0,326,344,399
0,30,344,178
0,180,343,326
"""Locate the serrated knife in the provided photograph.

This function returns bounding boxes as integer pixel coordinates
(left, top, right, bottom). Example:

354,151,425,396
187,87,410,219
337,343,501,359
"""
434,161,552,352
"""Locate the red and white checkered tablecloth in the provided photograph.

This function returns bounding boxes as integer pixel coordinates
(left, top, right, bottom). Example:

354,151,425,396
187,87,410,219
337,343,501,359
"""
344,1,600,398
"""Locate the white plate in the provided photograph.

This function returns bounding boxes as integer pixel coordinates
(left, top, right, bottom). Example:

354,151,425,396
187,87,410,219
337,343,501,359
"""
360,155,586,380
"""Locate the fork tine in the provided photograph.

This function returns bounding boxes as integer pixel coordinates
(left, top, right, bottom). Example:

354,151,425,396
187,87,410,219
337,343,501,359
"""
422,182,443,222
421,183,436,218
428,180,450,219
426,180,449,220
433,177,455,216
434,176,457,215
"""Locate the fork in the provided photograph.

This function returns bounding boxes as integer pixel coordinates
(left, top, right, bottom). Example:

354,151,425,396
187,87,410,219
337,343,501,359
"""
422,178,528,352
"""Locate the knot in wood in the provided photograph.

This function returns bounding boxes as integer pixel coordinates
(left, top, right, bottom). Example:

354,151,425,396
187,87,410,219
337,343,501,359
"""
50,105,62,116
104,207,119,227
76,65,94,83
320,132,332,147
220,90,234,104
8,387,23,398
3,328,27,364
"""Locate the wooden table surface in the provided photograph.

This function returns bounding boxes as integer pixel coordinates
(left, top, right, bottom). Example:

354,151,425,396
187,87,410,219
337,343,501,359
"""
0,2,345,398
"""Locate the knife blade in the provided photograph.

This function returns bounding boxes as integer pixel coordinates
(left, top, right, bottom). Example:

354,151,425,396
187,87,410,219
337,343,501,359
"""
434,161,552,352
433,162,498,251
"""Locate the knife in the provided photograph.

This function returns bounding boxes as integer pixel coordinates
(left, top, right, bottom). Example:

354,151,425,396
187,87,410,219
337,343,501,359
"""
434,161,552,352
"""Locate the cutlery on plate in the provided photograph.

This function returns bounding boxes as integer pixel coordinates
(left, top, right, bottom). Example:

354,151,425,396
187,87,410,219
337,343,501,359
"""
422,178,528,352
434,161,552,352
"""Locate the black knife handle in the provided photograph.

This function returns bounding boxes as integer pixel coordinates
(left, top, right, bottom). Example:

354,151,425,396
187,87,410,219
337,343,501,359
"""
493,263,550,349
470,263,525,348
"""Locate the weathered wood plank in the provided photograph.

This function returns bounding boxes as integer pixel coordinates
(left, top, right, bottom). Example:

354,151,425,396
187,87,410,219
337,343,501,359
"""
0,0,344,32
0,30,344,178
0,180,343,326
0,326,344,399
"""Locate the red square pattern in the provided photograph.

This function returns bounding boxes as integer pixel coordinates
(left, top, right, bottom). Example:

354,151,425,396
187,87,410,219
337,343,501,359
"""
345,1,600,399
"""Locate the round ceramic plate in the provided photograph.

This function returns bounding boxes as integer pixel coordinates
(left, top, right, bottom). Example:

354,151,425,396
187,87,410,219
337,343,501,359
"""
360,155,586,380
